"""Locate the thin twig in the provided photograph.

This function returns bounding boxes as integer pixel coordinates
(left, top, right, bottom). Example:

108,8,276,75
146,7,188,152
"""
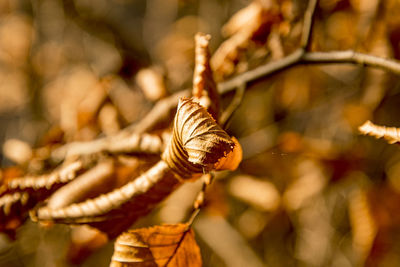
63,0,319,149
124,0,321,135
32,99,236,238
220,83,245,129
219,0,318,93
187,173,213,226
51,0,400,165
219,50,400,94
51,54,400,165
217,49,304,94
300,0,318,50
125,90,190,134
301,50,400,74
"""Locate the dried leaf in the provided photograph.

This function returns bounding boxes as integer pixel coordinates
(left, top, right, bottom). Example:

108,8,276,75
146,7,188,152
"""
0,161,85,234
51,132,167,161
349,188,377,261
106,75,149,124
32,161,181,238
110,223,202,267
163,98,234,172
211,1,281,81
0,160,84,197
77,78,108,128
136,67,167,102
46,160,114,209
99,104,121,135
214,136,242,171
192,33,219,120
221,2,265,37
0,191,30,233
33,98,238,238
359,120,400,144
3,138,32,165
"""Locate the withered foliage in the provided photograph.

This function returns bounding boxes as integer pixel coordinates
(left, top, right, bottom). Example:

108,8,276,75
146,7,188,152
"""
111,224,202,267
31,98,238,238
4,0,400,266
211,0,285,81
192,33,220,121
359,120,400,144
0,160,85,234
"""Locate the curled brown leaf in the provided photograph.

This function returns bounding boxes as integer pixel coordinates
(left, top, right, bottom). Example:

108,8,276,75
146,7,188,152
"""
359,120,400,144
192,33,219,120
162,98,235,177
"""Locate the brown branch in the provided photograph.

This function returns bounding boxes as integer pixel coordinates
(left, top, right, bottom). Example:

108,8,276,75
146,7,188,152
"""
220,84,245,129
50,1,400,166
217,0,318,93
121,0,320,135
46,1,314,156
301,50,400,74
219,50,400,93
217,49,304,94
51,52,400,163
187,173,213,226
125,90,190,134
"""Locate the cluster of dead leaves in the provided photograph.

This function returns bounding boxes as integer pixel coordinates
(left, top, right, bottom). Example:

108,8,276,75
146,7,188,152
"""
4,0,400,266
0,12,246,265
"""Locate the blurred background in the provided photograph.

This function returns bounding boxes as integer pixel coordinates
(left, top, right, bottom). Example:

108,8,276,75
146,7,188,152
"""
2,0,400,266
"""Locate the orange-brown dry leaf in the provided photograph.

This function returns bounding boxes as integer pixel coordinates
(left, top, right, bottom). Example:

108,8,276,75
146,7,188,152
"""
0,166,24,185
46,160,115,210
359,120,400,144
99,103,121,135
0,161,85,235
211,1,281,81
349,188,377,262
3,138,32,165
77,79,108,129
32,161,180,238
0,166,26,237
110,223,202,267
192,33,219,120
136,67,167,102
214,136,242,171
105,75,149,124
